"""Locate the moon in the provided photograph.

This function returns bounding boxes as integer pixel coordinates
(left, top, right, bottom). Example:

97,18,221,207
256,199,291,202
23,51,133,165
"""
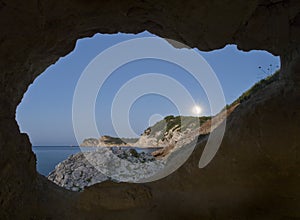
192,105,202,115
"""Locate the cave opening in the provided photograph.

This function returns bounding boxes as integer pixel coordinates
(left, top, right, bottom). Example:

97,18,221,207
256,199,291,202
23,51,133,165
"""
0,1,299,218
15,31,280,191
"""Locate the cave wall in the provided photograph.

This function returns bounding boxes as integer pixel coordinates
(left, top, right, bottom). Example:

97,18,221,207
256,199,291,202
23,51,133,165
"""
0,0,299,219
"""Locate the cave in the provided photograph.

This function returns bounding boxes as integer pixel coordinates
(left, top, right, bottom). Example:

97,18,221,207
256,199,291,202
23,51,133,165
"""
0,0,299,219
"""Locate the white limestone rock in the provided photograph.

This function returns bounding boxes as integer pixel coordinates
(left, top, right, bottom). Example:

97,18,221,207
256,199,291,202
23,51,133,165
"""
48,148,165,191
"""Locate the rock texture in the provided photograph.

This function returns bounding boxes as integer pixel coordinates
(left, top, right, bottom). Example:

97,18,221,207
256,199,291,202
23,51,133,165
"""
48,148,162,191
133,115,211,148
80,115,211,150
48,152,109,191
80,138,100,146
0,1,299,219
49,107,237,190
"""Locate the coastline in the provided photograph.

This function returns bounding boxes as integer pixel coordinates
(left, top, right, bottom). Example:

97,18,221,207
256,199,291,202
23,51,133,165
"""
79,144,163,149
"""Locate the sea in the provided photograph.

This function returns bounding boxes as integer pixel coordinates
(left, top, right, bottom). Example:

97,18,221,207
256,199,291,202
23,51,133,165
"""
32,146,160,176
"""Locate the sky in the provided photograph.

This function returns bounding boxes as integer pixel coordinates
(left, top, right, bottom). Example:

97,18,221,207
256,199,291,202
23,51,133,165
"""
16,31,280,146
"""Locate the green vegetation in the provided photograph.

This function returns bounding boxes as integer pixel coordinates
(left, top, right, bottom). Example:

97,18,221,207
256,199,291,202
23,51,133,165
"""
83,70,280,146
141,70,280,142
101,136,125,145
80,138,99,146
129,149,139,158
227,70,280,108
145,115,211,140
101,136,138,145
81,136,138,146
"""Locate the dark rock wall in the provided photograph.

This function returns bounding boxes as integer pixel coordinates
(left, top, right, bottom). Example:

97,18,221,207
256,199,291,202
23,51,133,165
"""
0,0,299,219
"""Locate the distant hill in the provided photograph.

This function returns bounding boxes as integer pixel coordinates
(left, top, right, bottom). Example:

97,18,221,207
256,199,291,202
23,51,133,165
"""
80,136,138,147
81,70,280,149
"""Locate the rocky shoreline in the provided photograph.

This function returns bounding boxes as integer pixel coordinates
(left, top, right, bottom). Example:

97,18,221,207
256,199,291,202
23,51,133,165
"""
48,110,238,191
48,147,165,191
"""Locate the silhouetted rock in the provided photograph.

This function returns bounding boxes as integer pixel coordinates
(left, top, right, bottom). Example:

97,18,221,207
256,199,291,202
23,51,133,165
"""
0,1,299,219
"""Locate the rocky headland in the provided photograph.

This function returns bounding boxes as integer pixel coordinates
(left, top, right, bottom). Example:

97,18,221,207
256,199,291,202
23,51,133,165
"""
80,136,138,147
48,72,280,191
49,112,234,190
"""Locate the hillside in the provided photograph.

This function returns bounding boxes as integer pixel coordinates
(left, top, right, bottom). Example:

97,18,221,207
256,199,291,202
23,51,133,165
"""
80,136,138,147
81,71,280,149
132,115,211,148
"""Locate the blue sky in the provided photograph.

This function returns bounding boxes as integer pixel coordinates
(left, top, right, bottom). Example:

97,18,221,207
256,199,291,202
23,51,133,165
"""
16,31,280,146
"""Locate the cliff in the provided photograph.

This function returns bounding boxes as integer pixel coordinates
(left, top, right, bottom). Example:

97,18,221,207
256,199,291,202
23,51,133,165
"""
81,72,280,151
133,115,211,148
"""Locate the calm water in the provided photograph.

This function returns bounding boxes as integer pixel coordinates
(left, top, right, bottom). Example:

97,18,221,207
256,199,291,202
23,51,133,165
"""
32,146,160,176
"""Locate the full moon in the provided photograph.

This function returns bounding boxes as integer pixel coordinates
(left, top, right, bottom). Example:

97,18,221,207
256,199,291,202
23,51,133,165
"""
192,105,202,115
